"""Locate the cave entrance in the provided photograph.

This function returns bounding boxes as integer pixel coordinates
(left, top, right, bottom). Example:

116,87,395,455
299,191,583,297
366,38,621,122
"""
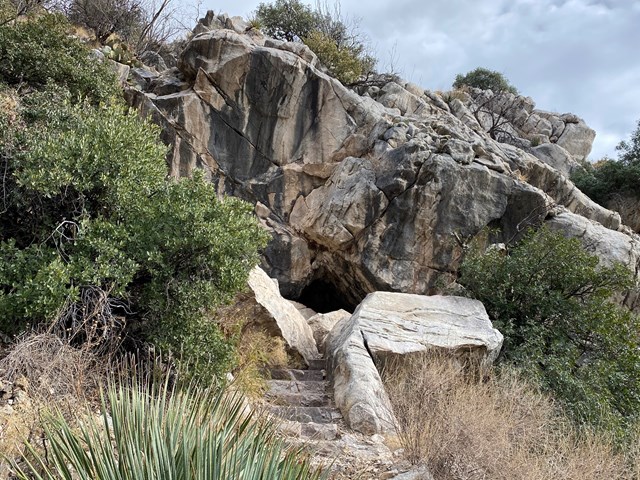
296,279,356,314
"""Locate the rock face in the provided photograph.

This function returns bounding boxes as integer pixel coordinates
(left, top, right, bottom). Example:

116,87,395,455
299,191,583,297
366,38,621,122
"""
126,11,639,310
606,195,640,234
246,267,320,365
325,292,503,434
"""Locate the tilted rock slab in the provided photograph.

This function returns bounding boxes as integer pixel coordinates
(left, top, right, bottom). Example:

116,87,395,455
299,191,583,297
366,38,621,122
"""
246,266,320,365
326,292,503,435
126,11,638,309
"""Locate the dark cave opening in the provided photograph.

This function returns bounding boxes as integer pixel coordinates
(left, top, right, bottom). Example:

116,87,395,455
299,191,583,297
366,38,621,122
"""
296,279,356,314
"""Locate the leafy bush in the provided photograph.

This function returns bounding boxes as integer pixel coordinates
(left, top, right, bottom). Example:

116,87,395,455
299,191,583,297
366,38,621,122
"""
572,120,640,205
0,14,269,380
255,0,316,42
254,0,375,84
14,373,325,479
303,30,371,84
453,67,518,94
0,14,118,103
459,227,640,436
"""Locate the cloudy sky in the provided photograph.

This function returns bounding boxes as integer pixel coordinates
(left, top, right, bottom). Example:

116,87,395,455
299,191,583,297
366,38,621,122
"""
189,0,640,160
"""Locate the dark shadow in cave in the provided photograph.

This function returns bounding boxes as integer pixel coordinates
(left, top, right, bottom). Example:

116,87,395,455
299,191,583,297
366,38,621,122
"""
296,279,356,314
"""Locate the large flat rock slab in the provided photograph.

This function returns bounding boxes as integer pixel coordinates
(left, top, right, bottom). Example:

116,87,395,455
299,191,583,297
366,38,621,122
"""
358,292,503,364
326,292,503,435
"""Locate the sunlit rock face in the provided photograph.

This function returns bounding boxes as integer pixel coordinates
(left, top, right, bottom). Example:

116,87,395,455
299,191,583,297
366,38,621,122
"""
127,11,639,308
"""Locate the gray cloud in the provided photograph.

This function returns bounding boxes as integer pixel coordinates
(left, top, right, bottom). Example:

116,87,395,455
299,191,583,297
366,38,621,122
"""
198,0,640,159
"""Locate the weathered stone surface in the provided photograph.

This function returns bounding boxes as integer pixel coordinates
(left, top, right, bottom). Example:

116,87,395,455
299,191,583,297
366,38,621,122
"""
307,309,351,353
325,307,396,435
246,267,320,364
357,292,503,363
531,143,580,176
139,50,167,71
126,11,637,310
556,120,596,161
326,292,502,434
109,60,130,85
606,195,640,234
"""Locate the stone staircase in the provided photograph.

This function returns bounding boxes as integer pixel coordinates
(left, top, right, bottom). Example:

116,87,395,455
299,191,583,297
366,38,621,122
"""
266,359,341,443
263,358,402,479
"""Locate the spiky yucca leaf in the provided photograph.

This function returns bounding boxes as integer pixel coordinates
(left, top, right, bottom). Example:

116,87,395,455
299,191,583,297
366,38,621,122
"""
14,376,325,480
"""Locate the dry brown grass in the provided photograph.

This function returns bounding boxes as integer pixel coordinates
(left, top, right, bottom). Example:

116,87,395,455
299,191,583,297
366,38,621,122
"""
0,332,107,404
381,352,635,480
215,294,292,398
0,332,111,476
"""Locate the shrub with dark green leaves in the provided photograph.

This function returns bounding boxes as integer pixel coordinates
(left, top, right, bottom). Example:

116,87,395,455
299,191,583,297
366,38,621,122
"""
459,227,640,436
453,67,518,94
254,0,375,84
572,119,640,205
0,13,118,103
0,14,269,380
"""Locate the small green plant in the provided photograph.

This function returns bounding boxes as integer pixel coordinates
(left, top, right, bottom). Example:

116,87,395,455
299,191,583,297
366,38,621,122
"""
459,227,640,437
453,67,518,94
14,373,326,479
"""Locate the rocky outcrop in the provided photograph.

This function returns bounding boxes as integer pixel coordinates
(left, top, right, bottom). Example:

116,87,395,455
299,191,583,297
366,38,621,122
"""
325,292,502,435
126,11,638,310
546,211,640,311
453,88,596,164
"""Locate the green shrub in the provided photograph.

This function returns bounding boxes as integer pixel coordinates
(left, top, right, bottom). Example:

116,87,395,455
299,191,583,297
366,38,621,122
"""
255,0,317,41
14,374,325,479
254,0,375,84
0,15,269,380
453,67,518,94
0,13,118,103
572,120,640,205
459,227,640,436
303,30,372,85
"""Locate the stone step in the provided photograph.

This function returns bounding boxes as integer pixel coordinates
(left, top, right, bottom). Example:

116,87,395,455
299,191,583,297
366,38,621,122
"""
307,358,327,370
278,420,339,441
268,405,342,424
269,368,325,382
265,379,330,407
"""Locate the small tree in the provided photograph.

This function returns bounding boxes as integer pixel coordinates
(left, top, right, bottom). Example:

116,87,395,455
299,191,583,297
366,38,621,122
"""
255,0,316,42
453,67,518,94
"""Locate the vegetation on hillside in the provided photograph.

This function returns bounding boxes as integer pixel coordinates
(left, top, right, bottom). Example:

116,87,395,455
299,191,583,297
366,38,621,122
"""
572,119,640,205
0,13,269,380
452,67,518,94
382,352,640,478
459,227,640,438
14,371,324,480
254,0,375,84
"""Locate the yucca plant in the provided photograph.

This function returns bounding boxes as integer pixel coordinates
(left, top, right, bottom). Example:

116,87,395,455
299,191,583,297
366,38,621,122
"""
14,374,325,479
